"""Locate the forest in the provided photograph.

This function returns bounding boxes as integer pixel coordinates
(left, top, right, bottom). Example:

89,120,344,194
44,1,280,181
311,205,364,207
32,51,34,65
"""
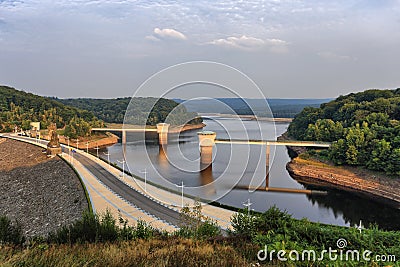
57,97,203,126
0,86,103,137
288,88,400,175
0,86,202,138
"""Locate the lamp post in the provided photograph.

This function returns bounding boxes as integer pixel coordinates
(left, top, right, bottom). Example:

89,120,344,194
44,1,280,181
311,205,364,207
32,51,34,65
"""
103,152,111,170
242,199,253,217
117,159,126,178
65,136,70,161
95,146,100,159
176,181,185,208
140,168,148,193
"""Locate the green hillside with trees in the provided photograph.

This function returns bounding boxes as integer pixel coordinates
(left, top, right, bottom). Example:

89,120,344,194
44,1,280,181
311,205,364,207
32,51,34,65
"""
0,85,104,137
288,88,400,175
57,97,203,125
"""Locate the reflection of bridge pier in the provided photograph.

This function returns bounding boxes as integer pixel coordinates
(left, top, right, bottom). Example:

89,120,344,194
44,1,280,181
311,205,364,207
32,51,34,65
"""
213,138,331,195
266,142,270,188
199,165,216,196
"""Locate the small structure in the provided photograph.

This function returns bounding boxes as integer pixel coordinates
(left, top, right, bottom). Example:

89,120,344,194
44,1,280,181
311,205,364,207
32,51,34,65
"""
30,122,40,131
197,131,216,165
47,123,62,156
156,123,170,146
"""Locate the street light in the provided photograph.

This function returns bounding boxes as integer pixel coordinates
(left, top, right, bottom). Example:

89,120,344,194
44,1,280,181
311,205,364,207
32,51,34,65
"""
140,168,148,193
86,142,89,153
175,181,185,208
242,199,253,217
95,146,100,159
65,136,71,161
103,152,111,170
117,159,126,178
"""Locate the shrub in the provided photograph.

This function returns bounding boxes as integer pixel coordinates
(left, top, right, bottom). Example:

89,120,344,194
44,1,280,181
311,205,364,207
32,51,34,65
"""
0,215,25,245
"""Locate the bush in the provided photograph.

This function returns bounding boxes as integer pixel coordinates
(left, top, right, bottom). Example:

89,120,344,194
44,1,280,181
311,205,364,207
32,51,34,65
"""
0,215,25,245
176,201,221,239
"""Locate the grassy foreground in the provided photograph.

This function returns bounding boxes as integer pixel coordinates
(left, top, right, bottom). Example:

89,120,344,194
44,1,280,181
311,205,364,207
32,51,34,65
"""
0,238,251,267
1,203,399,266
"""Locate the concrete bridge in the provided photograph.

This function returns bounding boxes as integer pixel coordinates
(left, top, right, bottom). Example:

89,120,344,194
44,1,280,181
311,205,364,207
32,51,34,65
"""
92,123,169,146
93,125,330,195
199,132,331,195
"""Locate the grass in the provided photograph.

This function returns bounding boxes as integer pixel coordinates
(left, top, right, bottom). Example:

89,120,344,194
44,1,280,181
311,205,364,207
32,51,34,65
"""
0,238,252,267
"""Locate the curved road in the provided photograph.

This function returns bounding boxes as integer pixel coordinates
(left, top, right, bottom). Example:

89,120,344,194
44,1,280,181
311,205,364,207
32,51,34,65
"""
72,152,182,226
7,135,183,227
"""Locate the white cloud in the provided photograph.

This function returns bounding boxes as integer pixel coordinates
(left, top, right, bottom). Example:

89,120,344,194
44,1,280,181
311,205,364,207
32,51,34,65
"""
317,51,356,61
208,35,288,52
152,27,187,41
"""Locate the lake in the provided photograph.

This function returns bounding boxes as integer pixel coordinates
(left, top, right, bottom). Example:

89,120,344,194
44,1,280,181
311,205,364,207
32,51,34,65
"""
100,116,400,230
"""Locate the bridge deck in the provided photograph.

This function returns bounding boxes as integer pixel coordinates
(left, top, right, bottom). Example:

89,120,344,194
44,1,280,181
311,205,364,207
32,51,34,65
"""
215,139,331,147
92,128,158,132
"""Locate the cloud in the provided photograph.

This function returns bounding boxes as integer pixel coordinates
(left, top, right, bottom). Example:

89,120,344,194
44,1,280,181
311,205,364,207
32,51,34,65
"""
151,27,187,41
208,35,288,52
317,51,356,61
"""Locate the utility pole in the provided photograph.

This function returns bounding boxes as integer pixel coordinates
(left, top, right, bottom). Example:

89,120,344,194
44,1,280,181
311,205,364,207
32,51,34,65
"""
117,159,126,178
242,199,253,217
95,146,100,159
103,152,111,170
176,181,185,208
140,168,148,193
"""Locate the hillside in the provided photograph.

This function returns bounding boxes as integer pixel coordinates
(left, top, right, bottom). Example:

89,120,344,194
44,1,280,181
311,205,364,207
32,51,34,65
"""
0,85,103,134
174,98,331,118
287,88,400,175
57,97,203,125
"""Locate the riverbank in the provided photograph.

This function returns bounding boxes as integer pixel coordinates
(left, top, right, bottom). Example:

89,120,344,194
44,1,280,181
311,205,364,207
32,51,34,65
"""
199,113,292,122
0,138,88,237
278,132,400,208
286,154,400,208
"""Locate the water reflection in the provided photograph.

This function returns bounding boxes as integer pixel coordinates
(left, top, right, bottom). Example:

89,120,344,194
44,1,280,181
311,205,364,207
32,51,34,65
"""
199,164,216,196
102,118,400,230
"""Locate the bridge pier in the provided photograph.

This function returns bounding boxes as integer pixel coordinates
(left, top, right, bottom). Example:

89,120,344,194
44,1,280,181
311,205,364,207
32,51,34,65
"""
198,131,216,165
156,123,170,146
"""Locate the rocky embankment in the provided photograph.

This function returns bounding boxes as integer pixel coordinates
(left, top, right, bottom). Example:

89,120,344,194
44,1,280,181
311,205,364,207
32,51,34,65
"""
279,133,400,208
0,138,88,237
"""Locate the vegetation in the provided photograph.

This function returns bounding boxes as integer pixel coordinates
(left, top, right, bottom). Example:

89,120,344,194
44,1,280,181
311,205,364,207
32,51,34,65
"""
288,88,400,175
0,85,103,136
57,97,203,125
1,205,399,266
0,215,25,246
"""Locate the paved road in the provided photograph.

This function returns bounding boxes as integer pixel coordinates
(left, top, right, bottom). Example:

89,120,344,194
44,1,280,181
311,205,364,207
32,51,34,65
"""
10,136,183,227
72,152,182,226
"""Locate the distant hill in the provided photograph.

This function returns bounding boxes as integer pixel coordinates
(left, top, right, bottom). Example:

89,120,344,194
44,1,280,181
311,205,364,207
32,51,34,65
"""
288,88,400,175
0,85,102,133
174,98,332,118
57,97,202,126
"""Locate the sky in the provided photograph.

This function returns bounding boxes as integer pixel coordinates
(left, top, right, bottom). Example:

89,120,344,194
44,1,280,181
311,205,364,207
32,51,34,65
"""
0,0,399,99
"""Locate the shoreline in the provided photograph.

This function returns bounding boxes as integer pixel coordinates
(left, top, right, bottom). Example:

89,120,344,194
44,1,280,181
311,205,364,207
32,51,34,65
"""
286,152,400,209
279,132,400,208
199,113,293,122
